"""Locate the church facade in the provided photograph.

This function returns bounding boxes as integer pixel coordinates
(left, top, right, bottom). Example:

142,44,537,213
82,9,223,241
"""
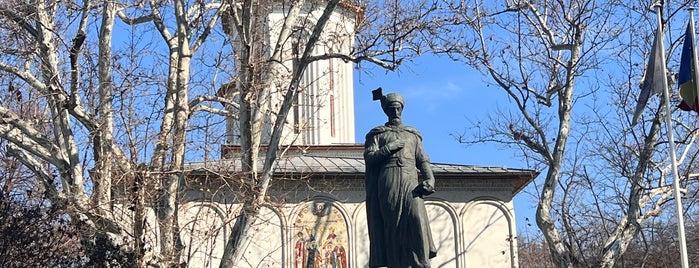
178,2,537,267
182,146,535,267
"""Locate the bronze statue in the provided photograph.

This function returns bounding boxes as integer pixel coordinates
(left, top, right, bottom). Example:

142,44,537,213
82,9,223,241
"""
364,88,437,268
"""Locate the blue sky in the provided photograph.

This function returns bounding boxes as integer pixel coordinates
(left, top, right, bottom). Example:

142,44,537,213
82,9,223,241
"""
352,54,539,235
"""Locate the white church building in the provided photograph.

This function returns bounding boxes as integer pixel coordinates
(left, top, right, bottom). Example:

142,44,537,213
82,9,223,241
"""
180,2,537,267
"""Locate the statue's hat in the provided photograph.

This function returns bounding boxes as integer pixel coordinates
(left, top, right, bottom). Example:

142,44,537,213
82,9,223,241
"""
372,87,404,108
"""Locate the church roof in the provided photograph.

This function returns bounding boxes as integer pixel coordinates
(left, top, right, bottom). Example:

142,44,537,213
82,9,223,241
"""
184,145,537,194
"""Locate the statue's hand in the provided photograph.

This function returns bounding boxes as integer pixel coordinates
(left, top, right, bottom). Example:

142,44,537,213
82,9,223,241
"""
384,140,405,153
413,181,436,198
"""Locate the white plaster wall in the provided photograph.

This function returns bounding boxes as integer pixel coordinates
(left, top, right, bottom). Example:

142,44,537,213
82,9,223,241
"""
175,190,518,268
240,206,286,267
353,204,370,267
179,203,228,268
461,200,517,268
426,202,460,268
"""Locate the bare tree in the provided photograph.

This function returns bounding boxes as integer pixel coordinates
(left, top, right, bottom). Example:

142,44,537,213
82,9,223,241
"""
431,0,699,267
0,0,227,265
0,1,136,265
0,0,444,266
116,1,229,264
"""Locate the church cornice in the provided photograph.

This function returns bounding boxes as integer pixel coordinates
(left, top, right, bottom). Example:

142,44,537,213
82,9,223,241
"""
187,144,538,195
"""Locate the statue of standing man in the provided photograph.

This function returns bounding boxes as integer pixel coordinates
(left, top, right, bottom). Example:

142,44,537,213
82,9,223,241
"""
364,88,437,268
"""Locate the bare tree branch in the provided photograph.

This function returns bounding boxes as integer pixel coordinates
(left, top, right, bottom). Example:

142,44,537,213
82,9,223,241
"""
191,3,227,53
190,105,234,118
0,63,48,93
116,10,154,25
189,95,239,110
0,6,39,38
6,143,62,202
0,105,66,169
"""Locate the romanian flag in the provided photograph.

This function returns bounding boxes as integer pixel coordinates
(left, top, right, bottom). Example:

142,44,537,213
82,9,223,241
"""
632,25,666,125
678,21,699,113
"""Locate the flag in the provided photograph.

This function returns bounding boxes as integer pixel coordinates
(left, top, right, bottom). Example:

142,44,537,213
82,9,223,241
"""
678,21,699,113
632,25,667,125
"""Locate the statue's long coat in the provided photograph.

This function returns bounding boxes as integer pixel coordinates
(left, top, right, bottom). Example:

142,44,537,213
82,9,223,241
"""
364,124,437,268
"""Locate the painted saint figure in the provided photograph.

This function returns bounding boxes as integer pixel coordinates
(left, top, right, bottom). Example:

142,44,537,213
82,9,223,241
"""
364,88,438,268
295,232,307,268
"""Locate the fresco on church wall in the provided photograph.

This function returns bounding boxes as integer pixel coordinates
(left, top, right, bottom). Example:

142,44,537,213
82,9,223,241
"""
293,201,349,268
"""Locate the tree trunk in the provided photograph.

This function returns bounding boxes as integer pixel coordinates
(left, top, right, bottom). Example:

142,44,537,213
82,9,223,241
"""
219,1,340,266
94,0,116,212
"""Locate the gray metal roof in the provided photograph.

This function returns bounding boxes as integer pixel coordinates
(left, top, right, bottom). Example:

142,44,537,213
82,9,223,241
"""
183,152,538,194
184,153,535,177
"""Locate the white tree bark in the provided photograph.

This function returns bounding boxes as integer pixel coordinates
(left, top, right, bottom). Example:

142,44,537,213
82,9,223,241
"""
94,0,116,214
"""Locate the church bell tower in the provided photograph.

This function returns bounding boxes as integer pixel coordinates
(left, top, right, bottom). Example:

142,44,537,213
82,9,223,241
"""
223,2,361,147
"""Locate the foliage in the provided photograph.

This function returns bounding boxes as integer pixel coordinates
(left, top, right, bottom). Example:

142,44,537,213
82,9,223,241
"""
0,154,85,267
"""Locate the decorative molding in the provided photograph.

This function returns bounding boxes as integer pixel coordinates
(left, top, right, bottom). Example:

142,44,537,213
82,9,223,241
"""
270,176,519,194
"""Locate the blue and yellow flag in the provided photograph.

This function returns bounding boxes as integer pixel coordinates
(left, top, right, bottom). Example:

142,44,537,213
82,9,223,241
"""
678,21,699,113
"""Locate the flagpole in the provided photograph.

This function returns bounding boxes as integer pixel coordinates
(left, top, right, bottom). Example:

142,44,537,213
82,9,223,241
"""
654,3,689,268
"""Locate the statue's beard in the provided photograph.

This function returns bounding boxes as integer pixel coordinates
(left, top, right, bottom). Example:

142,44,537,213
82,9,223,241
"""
388,118,402,125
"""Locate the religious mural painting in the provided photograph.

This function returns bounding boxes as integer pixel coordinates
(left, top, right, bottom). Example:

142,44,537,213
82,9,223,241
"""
293,200,349,268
